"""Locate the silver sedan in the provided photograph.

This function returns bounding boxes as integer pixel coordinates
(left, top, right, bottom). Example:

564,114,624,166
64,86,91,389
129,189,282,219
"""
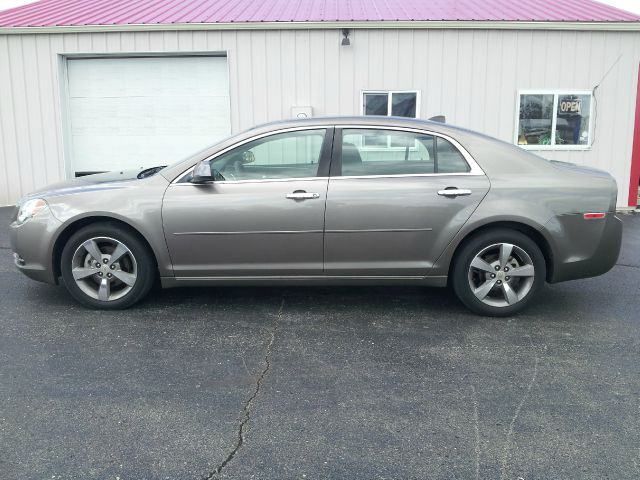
9,117,622,316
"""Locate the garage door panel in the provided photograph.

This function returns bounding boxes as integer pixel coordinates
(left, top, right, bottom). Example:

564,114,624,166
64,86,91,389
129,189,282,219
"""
68,56,229,98
69,96,230,136
72,135,215,172
67,56,231,175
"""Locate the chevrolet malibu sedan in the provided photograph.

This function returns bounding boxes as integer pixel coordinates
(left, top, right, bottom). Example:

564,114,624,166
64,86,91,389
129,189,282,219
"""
9,117,622,316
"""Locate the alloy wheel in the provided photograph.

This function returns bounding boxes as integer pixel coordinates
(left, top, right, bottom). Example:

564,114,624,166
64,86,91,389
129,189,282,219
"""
467,243,535,308
70,236,138,302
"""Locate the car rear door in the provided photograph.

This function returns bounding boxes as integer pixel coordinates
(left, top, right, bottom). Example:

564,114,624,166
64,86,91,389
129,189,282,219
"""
162,127,333,278
323,126,490,277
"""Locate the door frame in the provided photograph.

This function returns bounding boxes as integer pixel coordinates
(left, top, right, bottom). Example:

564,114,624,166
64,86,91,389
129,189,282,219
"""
629,61,640,207
161,126,335,278
169,125,335,184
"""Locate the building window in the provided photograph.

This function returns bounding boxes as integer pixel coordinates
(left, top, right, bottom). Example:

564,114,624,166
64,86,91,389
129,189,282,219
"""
361,91,420,148
516,90,592,149
362,91,419,118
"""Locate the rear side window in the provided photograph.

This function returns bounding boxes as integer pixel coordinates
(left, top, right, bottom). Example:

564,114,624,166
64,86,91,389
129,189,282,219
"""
340,129,470,176
436,136,471,173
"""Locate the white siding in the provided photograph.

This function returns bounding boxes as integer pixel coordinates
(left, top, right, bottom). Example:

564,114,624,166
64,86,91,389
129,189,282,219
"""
0,28,639,206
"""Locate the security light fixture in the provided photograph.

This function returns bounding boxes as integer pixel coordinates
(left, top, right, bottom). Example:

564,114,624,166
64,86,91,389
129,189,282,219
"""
341,29,351,46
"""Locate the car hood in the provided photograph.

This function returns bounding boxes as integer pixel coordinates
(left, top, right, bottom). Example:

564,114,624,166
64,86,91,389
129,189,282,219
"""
21,170,146,203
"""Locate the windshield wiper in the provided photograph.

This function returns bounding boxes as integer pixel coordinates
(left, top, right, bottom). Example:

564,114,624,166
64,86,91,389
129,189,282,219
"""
137,166,167,179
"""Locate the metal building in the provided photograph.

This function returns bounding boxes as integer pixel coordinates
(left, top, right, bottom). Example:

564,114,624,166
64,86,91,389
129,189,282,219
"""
1,0,640,208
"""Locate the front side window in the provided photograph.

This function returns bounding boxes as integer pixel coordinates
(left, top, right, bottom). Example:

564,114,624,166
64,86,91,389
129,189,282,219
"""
362,91,419,118
340,129,470,176
210,129,326,181
517,91,592,148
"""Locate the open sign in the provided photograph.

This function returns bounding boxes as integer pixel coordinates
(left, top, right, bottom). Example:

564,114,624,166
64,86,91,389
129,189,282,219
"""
559,98,582,114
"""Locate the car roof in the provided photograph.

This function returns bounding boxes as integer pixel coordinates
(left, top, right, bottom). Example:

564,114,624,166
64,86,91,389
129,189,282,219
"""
249,115,446,131
244,116,495,146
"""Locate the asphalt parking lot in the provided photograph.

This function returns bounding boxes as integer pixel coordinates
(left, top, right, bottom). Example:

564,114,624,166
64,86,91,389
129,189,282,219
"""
1,206,639,480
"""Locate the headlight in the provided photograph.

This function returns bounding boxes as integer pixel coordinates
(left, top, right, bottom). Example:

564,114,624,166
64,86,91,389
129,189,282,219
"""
16,198,48,225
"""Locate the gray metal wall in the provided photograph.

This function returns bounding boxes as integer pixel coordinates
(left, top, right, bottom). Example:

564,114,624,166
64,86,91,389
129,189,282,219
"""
1,28,639,206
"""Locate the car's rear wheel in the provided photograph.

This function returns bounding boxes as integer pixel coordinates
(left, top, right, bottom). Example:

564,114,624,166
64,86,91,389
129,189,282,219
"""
60,223,155,309
452,229,546,316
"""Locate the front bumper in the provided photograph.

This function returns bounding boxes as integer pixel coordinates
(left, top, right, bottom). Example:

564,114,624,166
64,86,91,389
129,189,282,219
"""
548,212,622,283
9,209,62,285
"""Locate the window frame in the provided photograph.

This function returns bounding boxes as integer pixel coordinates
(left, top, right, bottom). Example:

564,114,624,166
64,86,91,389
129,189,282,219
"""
360,90,421,151
331,126,484,178
172,126,334,184
361,90,421,118
514,89,594,151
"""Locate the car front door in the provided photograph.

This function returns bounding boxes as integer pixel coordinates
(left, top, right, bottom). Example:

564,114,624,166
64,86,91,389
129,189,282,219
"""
162,127,332,278
323,127,490,277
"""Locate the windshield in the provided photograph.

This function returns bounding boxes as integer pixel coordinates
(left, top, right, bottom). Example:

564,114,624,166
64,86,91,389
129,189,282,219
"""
163,143,220,171
162,130,247,172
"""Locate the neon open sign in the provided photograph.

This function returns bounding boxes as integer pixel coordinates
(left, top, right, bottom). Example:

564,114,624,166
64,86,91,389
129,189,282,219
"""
558,98,582,114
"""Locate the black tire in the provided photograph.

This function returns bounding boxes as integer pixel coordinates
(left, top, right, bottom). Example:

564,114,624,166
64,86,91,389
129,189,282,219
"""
451,228,546,317
60,222,156,309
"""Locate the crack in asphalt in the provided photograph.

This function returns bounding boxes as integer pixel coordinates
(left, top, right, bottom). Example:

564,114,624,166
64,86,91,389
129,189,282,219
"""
499,336,539,480
616,263,640,270
469,385,481,480
203,297,284,479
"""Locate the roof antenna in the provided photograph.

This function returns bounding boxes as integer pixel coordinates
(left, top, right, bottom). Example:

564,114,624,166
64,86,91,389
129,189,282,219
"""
429,115,446,123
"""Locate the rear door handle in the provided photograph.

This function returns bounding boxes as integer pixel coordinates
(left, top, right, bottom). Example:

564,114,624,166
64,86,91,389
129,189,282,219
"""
285,191,320,200
438,188,472,197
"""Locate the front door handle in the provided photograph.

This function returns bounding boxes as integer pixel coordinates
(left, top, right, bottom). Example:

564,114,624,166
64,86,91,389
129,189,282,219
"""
285,191,320,200
438,188,472,197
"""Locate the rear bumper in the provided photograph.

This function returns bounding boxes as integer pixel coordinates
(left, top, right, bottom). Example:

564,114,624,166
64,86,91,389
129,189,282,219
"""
548,213,622,283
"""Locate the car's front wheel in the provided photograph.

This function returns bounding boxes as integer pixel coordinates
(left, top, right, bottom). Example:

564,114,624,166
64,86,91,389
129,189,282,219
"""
60,223,155,309
452,229,546,316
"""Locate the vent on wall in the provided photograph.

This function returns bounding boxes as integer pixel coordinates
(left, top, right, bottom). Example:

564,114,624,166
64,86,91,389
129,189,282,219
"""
291,106,313,118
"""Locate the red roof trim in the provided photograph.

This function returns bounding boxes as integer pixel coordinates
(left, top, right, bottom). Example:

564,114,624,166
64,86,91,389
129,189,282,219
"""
1,0,639,28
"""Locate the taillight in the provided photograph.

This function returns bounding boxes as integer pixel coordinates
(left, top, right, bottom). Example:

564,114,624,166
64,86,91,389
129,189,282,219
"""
583,213,606,219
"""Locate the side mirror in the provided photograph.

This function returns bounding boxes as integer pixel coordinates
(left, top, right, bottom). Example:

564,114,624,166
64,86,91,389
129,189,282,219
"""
191,159,214,183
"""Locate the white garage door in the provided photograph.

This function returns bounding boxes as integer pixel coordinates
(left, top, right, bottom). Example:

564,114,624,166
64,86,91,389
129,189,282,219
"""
66,55,231,174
